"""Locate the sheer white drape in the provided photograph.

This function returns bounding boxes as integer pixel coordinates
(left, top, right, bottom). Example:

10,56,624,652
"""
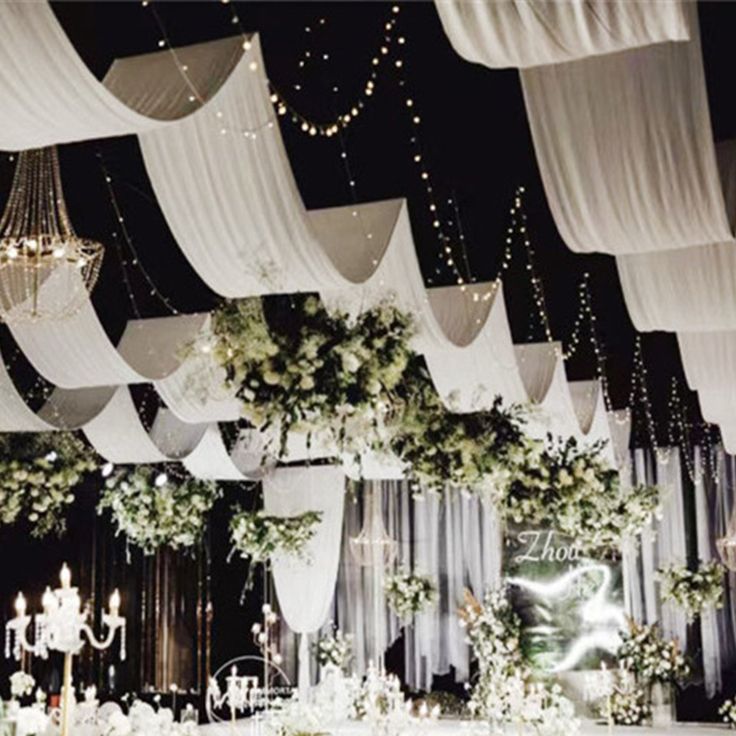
627,449,688,650
279,482,503,691
694,448,722,696
263,466,346,694
521,3,731,256
434,0,688,69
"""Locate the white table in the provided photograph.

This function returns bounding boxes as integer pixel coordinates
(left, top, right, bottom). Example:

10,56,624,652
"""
198,719,730,735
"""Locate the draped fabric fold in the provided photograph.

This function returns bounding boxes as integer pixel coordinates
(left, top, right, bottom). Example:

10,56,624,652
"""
434,0,688,70
0,3,244,149
263,466,346,694
521,3,731,256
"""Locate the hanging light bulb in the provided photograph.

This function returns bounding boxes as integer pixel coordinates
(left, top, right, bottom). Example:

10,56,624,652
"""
0,146,104,323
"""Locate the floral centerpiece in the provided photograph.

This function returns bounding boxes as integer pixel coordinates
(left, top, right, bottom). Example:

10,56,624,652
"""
9,671,35,701
616,619,689,685
0,432,97,537
207,295,414,456
229,509,322,587
98,466,221,554
384,568,438,621
312,626,353,671
389,360,534,496
458,588,579,735
720,698,736,728
502,435,659,554
607,671,652,726
657,561,725,623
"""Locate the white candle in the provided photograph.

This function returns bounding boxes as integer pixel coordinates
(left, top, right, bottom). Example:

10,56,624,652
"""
14,592,26,617
60,564,71,589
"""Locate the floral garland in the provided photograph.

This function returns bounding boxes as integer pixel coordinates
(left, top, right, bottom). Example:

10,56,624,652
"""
458,588,578,735
207,295,413,455
229,509,322,565
388,360,534,496
0,432,97,537
502,436,659,554
312,627,353,671
98,466,221,555
720,698,736,729
616,619,689,685
384,568,438,621
657,561,725,623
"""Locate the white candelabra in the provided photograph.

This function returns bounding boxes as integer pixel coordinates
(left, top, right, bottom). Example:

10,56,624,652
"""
207,666,259,727
4,563,125,736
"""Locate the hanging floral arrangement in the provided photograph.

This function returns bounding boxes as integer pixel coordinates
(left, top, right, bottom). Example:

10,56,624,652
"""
98,466,221,555
388,359,535,496
205,294,414,455
502,435,660,554
0,432,97,537
229,508,322,565
384,568,438,620
657,561,725,623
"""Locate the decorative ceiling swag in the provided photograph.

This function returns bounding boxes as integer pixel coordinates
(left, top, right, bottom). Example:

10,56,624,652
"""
434,0,688,69
0,3,244,149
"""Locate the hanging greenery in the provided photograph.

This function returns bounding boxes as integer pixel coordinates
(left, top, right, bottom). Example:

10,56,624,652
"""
0,432,97,537
206,294,414,455
384,568,438,620
229,509,322,564
388,359,535,496
657,561,725,623
98,466,221,554
502,436,660,554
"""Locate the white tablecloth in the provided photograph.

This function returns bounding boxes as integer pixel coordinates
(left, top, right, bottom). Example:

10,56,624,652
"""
198,719,730,735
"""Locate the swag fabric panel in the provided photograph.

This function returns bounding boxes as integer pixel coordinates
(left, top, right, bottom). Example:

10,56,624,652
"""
435,0,688,70
263,466,346,694
521,3,731,255
0,3,244,149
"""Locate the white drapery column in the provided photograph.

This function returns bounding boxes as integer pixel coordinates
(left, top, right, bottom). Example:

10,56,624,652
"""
263,465,346,694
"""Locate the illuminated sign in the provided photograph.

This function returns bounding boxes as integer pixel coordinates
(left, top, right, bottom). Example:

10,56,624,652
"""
504,528,625,673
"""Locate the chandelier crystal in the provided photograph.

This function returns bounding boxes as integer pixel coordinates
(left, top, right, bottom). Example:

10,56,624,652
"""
0,146,104,322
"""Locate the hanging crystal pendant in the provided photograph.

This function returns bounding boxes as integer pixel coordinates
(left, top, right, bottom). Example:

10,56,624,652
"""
0,146,104,322
349,483,397,568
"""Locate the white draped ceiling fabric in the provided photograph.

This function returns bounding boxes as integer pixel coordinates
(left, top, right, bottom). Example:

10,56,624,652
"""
434,0,688,70
0,8,628,473
434,1,736,449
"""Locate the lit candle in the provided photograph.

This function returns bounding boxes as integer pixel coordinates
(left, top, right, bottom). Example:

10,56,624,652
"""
109,589,120,616
60,563,71,589
42,587,54,612
14,592,26,617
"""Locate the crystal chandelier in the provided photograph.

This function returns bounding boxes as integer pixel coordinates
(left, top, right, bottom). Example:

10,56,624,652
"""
349,483,397,568
0,146,104,322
